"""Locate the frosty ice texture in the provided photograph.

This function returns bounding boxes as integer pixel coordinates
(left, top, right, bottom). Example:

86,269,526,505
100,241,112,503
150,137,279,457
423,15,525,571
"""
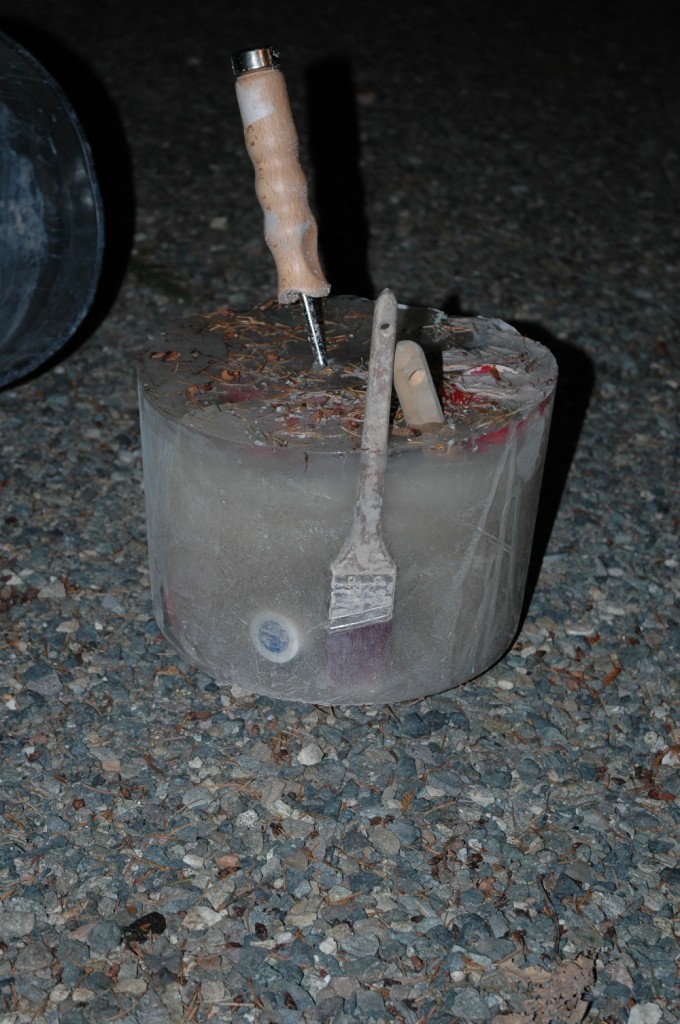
139,308,555,703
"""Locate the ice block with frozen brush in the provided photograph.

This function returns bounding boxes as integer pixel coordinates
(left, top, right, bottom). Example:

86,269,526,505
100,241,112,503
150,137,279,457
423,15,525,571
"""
138,296,558,704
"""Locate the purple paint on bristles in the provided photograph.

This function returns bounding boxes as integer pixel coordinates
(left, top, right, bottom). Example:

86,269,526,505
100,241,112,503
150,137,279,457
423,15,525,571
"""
326,621,391,687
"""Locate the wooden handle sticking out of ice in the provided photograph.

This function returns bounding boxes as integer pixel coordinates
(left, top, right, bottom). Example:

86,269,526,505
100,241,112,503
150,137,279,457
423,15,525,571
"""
394,340,445,430
234,56,330,304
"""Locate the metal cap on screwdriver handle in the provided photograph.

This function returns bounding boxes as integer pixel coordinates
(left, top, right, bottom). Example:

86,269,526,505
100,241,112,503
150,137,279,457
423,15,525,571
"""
232,46,330,364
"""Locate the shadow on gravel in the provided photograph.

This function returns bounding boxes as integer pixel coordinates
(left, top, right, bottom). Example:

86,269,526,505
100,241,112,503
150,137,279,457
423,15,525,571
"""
511,319,595,616
440,294,595,625
0,18,135,381
305,55,374,299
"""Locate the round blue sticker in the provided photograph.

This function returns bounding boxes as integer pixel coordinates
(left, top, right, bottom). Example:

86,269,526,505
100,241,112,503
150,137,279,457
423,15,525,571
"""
259,619,289,655
250,612,301,663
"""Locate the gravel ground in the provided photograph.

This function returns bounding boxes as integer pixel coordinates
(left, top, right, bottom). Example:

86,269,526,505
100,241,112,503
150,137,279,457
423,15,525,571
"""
1,1,678,1021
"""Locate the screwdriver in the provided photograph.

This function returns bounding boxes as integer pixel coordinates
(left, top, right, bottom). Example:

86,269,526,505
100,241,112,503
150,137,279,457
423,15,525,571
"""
232,46,330,366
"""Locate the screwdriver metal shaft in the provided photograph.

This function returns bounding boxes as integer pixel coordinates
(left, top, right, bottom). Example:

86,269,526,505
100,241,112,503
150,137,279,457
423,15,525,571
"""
300,294,327,366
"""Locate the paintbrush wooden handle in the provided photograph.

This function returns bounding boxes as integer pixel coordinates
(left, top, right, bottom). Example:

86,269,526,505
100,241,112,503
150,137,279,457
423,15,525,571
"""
233,48,330,304
354,289,398,542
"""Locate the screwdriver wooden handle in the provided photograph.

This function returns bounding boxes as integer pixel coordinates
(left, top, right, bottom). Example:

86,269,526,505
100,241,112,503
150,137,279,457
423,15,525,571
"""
234,53,330,304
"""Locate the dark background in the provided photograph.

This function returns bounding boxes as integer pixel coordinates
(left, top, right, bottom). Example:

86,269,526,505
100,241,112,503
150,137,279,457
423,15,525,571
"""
0,2,678,1018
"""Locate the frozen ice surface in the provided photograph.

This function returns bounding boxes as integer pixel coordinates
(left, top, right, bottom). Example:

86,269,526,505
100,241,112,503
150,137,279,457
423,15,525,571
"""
139,301,556,702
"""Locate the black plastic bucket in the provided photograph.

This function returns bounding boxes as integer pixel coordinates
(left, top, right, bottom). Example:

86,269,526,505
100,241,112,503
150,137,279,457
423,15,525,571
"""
0,31,104,388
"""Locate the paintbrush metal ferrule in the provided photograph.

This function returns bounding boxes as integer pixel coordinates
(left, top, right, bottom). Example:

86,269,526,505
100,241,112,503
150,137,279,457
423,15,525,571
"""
328,572,395,631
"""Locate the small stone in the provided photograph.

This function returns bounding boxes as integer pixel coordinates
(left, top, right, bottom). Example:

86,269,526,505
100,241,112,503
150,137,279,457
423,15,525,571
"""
628,1006,663,1024
115,978,148,995
87,920,122,953
159,885,202,912
327,976,360,1000
607,961,635,991
306,833,327,860
56,619,79,633
451,986,490,1020
469,787,496,807
303,968,332,999
286,897,322,928
38,580,66,600
598,892,627,918
200,979,226,1002
283,849,309,871
319,936,337,955
517,756,541,782
49,983,71,1003
339,930,379,958
234,809,259,829
419,784,446,799
72,987,96,1003
297,742,323,766
486,911,510,940
356,987,386,1017
368,826,401,857
327,885,353,903
0,908,35,936
601,602,626,616
22,663,63,697
659,866,680,892
182,786,214,809
216,853,239,872
15,941,54,970
260,778,286,807
564,860,600,886
565,622,598,637
182,905,223,930
389,821,419,845
402,713,429,737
